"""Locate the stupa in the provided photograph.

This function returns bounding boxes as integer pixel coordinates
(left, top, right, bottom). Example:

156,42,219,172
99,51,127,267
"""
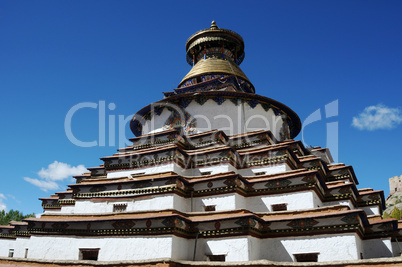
1,21,401,263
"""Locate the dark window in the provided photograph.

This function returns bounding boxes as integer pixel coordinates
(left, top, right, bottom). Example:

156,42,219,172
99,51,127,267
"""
207,254,225,261
131,172,145,177
79,249,100,261
8,249,14,258
24,248,28,258
254,171,266,176
271,203,287,211
201,171,212,175
204,205,216,211
294,253,318,262
113,204,127,212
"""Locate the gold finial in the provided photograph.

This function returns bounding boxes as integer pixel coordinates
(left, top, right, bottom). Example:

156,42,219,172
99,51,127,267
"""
210,20,218,29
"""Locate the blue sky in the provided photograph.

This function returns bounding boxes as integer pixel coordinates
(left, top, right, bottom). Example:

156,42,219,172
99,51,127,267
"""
0,1,401,215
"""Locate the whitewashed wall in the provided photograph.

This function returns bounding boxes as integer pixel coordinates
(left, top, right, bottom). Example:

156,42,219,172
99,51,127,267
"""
3,235,174,261
142,100,287,141
107,163,176,178
185,191,319,213
247,191,319,212
57,195,187,214
312,191,324,207
173,194,190,212
1,232,392,262
323,200,354,209
391,241,401,257
54,190,322,215
193,195,237,212
193,237,251,261
106,159,292,180
0,238,15,258
197,164,238,176
361,206,380,216
247,236,261,260
235,194,247,210
363,238,393,258
174,234,365,262
238,163,290,177
107,162,239,178
260,234,361,262
171,236,191,260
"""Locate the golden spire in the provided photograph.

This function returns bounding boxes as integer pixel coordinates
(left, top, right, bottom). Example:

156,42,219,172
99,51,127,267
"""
210,20,218,30
180,22,254,93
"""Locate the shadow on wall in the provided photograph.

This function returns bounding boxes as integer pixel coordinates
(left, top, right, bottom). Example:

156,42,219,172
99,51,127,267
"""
363,239,393,259
249,198,271,212
263,240,293,262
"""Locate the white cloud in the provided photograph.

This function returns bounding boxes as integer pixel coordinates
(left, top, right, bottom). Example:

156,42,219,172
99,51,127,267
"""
24,161,87,192
0,193,6,211
38,161,87,181
352,104,402,131
23,177,60,192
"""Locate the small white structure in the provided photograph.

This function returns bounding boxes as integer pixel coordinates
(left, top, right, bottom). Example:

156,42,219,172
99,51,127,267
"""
389,175,402,196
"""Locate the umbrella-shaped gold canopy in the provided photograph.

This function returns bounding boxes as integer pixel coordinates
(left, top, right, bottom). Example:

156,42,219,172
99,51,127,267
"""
179,21,254,93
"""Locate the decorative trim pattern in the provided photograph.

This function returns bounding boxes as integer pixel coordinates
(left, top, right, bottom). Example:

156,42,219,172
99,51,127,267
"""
212,96,226,105
265,179,292,189
287,219,319,229
247,100,259,109
195,96,209,105
179,99,192,109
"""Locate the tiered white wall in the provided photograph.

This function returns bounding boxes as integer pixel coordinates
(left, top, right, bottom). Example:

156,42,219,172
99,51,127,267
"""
193,195,237,212
55,190,327,215
57,194,189,214
107,163,177,178
260,234,361,262
1,235,174,261
248,236,261,260
197,164,238,176
361,206,380,216
363,238,393,258
1,232,395,261
142,100,286,140
0,237,30,258
238,163,290,176
193,237,251,261
391,241,401,257
107,162,242,178
182,234,371,262
171,236,192,260
312,191,324,207
45,189,379,219
323,200,354,210
106,159,292,180
247,191,321,212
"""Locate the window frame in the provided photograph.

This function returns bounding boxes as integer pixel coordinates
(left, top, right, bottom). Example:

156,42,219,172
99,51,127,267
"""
207,254,226,261
271,203,288,211
79,248,100,261
293,252,319,262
